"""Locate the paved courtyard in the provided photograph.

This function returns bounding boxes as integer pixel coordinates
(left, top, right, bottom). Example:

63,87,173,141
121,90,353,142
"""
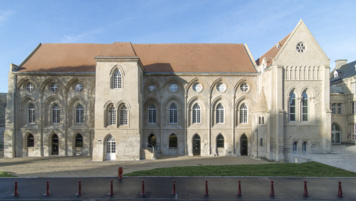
0,156,271,177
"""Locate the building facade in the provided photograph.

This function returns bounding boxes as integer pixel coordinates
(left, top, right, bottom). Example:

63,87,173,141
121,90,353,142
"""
4,20,332,162
330,60,356,144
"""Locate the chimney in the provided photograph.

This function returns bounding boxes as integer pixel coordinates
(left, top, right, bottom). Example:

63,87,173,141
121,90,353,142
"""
335,59,348,70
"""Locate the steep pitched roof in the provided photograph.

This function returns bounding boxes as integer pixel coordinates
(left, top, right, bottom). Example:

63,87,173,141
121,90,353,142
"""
255,33,291,66
330,60,356,82
18,43,257,73
132,43,256,73
19,43,109,72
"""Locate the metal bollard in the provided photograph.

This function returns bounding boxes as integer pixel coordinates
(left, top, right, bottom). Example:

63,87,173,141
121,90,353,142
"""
237,180,242,197
43,181,51,196
108,181,114,196
204,180,209,196
303,181,308,197
171,180,176,196
12,181,19,196
76,181,83,196
141,180,146,196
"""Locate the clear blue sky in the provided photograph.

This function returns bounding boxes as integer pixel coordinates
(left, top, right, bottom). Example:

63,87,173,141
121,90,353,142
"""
1,0,355,93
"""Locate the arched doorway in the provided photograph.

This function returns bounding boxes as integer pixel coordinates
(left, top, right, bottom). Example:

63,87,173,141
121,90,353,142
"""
51,134,59,155
193,134,201,156
148,134,156,147
331,123,341,144
240,134,248,156
106,135,116,160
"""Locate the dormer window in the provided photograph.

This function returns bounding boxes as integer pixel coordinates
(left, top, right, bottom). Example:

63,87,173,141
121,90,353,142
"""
334,71,338,78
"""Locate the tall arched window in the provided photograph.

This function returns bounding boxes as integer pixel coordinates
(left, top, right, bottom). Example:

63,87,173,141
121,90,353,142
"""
289,91,296,121
169,134,177,148
108,105,116,126
52,104,60,124
217,134,224,148
148,104,156,124
331,123,341,144
292,141,298,154
301,91,308,121
240,103,248,124
169,103,178,124
76,104,84,124
216,103,224,124
112,70,122,89
75,134,83,147
192,103,201,124
27,134,34,147
119,105,128,125
28,104,35,124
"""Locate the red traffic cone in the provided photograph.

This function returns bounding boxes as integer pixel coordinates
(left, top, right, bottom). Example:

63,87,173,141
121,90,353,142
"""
118,167,123,179
337,181,343,197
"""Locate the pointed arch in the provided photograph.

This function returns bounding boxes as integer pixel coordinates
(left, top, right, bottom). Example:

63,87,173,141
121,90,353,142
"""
216,134,224,148
185,77,209,94
289,90,296,122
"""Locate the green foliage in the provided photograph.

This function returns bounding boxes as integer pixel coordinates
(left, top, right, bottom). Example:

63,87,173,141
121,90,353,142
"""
125,162,356,177
0,172,16,177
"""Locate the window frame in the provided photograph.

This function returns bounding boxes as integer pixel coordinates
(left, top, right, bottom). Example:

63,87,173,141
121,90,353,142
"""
192,103,201,124
75,134,83,148
289,92,296,122
216,103,224,124
52,104,60,124
112,69,122,89
169,103,178,124
301,91,308,121
148,104,157,124
108,105,116,126
75,104,84,124
28,104,35,124
216,134,224,148
119,105,128,126
240,103,248,124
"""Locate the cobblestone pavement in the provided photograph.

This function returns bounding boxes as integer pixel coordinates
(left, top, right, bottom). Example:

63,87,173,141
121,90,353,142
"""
0,156,271,177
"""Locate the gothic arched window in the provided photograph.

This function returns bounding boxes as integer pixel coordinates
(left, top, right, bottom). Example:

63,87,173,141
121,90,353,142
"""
112,70,122,89
301,91,308,121
148,104,156,124
289,91,296,121
52,104,60,124
28,104,35,124
192,103,201,124
76,104,84,124
216,103,224,124
169,103,178,124
240,103,248,124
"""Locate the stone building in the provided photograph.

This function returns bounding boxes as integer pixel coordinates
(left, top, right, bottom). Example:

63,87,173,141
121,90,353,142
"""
4,20,332,162
330,60,356,144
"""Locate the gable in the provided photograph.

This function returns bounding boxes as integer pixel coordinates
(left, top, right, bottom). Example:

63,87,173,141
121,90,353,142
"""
274,20,329,67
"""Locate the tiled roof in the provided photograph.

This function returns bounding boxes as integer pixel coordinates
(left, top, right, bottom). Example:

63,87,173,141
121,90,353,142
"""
330,60,356,82
18,43,257,73
255,33,291,66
